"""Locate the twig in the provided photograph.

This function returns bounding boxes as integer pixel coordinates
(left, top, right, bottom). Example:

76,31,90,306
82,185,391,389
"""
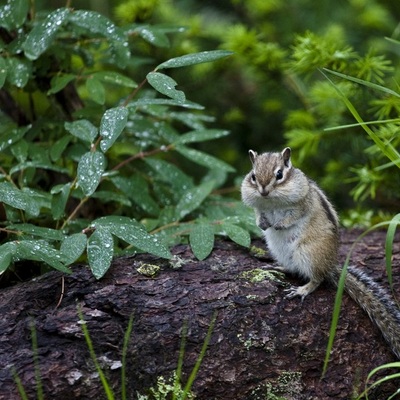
56,276,65,309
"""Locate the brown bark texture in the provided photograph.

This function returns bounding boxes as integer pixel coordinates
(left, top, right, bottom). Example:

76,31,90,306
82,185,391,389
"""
0,229,399,400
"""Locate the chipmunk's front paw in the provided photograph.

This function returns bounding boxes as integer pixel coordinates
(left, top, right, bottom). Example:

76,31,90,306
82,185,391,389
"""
257,213,271,230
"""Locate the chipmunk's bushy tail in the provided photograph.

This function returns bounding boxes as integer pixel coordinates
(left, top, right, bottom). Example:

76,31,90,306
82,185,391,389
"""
330,266,400,359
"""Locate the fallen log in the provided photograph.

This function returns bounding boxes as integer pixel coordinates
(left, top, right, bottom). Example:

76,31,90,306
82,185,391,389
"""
0,229,399,399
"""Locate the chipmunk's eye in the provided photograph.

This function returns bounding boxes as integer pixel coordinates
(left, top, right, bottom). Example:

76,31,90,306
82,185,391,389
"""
250,172,256,184
275,169,283,180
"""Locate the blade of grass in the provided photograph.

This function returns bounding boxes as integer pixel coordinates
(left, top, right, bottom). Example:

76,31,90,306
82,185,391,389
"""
320,69,400,168
12,368,29,400
182,311,217,399
78,307,115,400
322,221,395,376
172,320,188,400
385,214,400,291
322,68,400,98
121,315,134,400
324,118,400,131
357,361,400,399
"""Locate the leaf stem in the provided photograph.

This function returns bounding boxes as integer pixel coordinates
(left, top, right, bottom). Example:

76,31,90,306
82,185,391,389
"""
112,144,174,171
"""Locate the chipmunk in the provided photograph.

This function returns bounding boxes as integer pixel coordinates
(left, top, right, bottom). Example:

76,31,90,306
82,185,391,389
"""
241,147,400,359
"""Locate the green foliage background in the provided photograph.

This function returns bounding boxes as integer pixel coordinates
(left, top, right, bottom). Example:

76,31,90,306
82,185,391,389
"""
1,0,400,281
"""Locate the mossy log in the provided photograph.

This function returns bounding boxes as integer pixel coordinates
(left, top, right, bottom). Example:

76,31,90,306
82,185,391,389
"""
0,230,399,399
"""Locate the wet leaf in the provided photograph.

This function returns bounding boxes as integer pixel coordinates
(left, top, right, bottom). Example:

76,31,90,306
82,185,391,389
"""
175,180,215,220
156,50,233,70
48,74,75,94
0,242,16,274
0,126,29,152
0,182,41,215
189,222,215,260
147,72,185,102
15,240,70,273
128,98,204,110
87,227,114,279
144,158,194,196
61,233,87,265
7,223,64,240
6,57,31,88
0,0,29,30
22,8,70,60
51,183,71,220
176,146,235,172
99,107,129,152
65,119,98,143
222,223,251,247
86,76,105,104
50,135,71,161
174,129,230,145
94,216,171,259
92,71,137,88
0,57,7,88
112,175,160,216
77,151,106,196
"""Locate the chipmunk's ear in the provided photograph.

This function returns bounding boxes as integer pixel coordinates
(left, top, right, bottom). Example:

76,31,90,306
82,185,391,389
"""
248,150,258,165
281,147,292,167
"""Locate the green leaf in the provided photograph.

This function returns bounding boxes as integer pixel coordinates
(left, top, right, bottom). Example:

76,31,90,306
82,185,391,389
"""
77,151,106,196
68,10,123,40
0,57,7,88
174,129,230,145
6,57,31,88
111,175,160,216
91,190,131,206
15,240,71,273
48,74,76,94
50,135,71,161
10,140,29,162
7,223,64,241
144,158,194,195
175,180,215,220
0,182,41,215
22,8,70,60
65,120,98,143
51,183,71,220
189,222,215,260
61,233,87,265
87,227,114,279
0,242,15,273
222,223,251,247
92,71,137,88
0,126,29,151
128,98,204,110
156,50,234,70
146,72,185,102
99,107,129,153
134,26,171,48
94,216,171,259
0,0,29,30
176,146,235,172
68,10,130,67
86,76,105,105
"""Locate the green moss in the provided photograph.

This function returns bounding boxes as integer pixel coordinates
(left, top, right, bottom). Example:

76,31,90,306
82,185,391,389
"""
240,268,286,284
250,371,303,400
249,245,269,259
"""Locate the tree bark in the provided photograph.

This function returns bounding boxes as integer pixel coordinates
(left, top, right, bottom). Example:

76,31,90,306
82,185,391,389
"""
0,229,399,399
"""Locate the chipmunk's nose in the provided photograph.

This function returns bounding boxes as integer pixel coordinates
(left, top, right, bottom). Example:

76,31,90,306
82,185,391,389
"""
260,188,269,197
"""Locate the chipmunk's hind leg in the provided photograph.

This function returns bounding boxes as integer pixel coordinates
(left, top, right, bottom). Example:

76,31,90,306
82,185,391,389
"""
284,279,322,301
